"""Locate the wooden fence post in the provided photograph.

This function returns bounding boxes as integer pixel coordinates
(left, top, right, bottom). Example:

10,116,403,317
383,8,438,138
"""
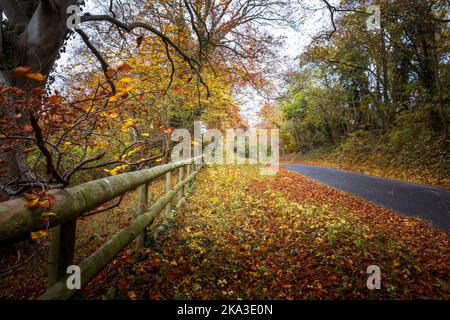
48,219,77,287
184,164,190,196
165,170,172,216
190,163,196,186
178,166,184,202
135,183,148,248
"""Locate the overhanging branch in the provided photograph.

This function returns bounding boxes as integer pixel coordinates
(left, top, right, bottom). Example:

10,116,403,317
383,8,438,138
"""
80,14,210,97
75,28,117,94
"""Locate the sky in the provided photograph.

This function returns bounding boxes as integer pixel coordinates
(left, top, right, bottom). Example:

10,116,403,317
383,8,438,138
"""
240,3,334,126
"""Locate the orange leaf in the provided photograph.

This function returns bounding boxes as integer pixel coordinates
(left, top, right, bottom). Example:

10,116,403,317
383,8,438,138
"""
136,35,144,48
23,192,38,201
106,69,115,78
14,66,32,78
25,198,40,208
25,72,46,82
117,63,132,73
46,95,62,105
32,88,47,96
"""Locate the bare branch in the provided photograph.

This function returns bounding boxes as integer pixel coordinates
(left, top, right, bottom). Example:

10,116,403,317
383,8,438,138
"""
75,28,117,94
62,151,106,182
82,194,124,217
28,112,66,185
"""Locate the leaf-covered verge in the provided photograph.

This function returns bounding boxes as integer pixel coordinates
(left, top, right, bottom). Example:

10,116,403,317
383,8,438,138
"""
282,132,450,188
79,165,449,300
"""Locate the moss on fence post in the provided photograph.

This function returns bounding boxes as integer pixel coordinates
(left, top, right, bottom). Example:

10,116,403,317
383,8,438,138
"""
0,158,200,245
39,165,202,300
135,183,148,249
164,171,172,217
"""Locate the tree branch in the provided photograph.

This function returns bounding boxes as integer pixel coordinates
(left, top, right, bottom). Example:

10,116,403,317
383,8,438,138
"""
62,151,106,182
82,194,124,217
28,112,66,185
80,14,210,97
75,28,117,94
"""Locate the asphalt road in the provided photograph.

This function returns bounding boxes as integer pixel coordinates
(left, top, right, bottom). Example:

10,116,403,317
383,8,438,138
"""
283,163,450,232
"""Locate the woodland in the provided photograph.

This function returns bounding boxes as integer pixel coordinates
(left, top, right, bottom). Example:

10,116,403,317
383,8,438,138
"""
0,0,448,300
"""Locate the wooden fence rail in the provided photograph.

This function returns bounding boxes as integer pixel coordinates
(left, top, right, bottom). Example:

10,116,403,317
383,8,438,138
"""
0,156,203,300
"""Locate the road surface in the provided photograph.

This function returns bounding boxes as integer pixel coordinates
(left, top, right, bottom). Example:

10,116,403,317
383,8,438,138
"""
283,163,450,232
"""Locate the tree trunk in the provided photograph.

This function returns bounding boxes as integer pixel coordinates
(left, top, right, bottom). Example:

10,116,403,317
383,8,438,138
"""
380,26,392,130
0,0,78,195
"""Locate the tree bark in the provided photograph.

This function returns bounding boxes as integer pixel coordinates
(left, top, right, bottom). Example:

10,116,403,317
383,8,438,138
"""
0,0,79,194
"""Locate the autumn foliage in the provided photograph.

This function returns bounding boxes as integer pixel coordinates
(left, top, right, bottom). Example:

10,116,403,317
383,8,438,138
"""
70,166,448,300
0,0,448,302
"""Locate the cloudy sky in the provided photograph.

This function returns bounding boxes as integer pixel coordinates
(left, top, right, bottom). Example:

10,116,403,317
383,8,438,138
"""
241,1,336,126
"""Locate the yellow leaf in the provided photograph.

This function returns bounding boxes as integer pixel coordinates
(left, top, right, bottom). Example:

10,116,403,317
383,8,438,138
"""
119,85,135,93
118,77,134,83
127,291,137,300
109,164,128,176
121,119,136,131
109,95,119,102
30,230,48,240
110,169,120,176
25,198,40,208
100,111,119,118
109,91,127,102
124,147,142,158
141,133,150,137
41,212,57,219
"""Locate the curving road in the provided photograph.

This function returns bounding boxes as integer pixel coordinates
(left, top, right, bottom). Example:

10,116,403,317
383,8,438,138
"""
283,163,450,232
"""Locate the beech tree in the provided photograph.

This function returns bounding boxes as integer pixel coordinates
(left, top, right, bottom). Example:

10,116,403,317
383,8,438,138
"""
0,0,295,196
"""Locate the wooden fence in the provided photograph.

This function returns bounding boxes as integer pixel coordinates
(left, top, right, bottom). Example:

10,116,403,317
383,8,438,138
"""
0,157,202,299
